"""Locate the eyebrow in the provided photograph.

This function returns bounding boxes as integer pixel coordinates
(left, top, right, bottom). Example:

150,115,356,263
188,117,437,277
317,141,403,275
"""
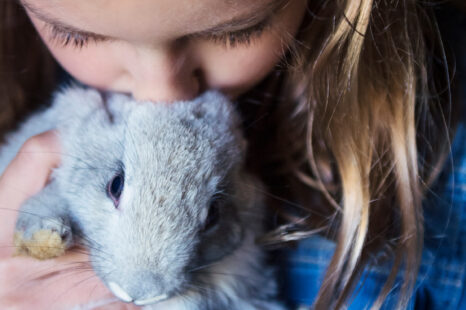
19,0,289,40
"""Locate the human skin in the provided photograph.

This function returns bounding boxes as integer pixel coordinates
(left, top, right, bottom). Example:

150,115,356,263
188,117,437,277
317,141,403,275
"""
0,0,307,308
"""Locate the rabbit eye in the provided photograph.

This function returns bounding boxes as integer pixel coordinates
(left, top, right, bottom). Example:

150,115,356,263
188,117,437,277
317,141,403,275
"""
202,197,221,232
107,173,124,207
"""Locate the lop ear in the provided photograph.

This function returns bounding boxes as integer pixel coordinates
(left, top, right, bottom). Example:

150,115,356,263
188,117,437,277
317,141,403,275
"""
189,90,248,154
168,90,241,136
190,91,238,126
52,84,107,124
104,92,139,124
53,84,139,128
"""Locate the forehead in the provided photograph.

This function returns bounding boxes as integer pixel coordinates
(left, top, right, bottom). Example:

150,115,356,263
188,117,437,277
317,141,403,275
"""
22,0,278,42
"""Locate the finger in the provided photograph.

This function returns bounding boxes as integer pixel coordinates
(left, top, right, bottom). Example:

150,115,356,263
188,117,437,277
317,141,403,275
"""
0,131,61,257
0,254,140,310
1,130,61,192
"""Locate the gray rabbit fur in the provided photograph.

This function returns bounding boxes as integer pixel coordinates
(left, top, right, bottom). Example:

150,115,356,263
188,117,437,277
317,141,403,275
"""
0,86,284,310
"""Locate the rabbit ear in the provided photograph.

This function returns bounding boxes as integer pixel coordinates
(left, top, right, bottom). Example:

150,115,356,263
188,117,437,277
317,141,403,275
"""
191,91,238,125
53,85,137,126
52,85,112,126
191,90,248,156
103,92,138,124
194,91,232,120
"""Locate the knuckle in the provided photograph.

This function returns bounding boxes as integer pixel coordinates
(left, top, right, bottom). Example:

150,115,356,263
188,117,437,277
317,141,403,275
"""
20,134,50,154
16,132,60,165
19,140,38,156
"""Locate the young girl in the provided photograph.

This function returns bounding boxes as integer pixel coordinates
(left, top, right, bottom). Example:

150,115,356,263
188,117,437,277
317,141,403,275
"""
0,0,464,309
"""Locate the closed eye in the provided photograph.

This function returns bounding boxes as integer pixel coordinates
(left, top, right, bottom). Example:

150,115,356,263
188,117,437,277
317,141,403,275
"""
44,18,270,49
22,0,288,49
45,23,110,48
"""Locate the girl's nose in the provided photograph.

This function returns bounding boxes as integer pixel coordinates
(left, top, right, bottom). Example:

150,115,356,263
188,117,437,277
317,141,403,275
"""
129,45,201,102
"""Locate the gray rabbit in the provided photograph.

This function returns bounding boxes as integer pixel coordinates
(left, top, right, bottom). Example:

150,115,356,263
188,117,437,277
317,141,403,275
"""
0,86,284,310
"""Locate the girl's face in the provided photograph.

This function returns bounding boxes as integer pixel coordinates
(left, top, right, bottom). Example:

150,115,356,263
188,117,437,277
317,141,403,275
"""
20,0,307,102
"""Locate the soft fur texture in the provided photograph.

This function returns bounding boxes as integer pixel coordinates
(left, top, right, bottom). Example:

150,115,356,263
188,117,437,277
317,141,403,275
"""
1,86,284,310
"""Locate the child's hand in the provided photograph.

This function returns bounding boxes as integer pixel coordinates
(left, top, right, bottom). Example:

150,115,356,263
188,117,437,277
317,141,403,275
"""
0,131,61,258
0,131,138,309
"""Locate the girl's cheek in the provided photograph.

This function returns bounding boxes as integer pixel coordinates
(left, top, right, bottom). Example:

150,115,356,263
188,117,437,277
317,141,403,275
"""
198,0,307,97
46,44,124,90
44,37,284,99
197,38,287,97
37,35,290,100
29,17,123,90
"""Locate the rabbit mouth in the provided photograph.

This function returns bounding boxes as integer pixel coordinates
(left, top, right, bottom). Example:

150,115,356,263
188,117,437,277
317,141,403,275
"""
108,281,169,305
133,294,169,306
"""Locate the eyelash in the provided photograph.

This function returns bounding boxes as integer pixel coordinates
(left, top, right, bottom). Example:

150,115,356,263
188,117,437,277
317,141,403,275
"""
47,25,104,48
45,21,268,49
203,21,268,48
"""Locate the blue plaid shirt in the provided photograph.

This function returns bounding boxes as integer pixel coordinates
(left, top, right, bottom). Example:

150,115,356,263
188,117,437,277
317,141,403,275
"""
280,121,465,309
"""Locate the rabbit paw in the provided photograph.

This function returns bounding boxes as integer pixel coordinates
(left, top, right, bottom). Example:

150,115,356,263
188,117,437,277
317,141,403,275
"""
14,216,73,260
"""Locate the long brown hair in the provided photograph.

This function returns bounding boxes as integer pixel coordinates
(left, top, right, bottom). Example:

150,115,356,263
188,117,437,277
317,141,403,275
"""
1,0,456,309
240,0,455,309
